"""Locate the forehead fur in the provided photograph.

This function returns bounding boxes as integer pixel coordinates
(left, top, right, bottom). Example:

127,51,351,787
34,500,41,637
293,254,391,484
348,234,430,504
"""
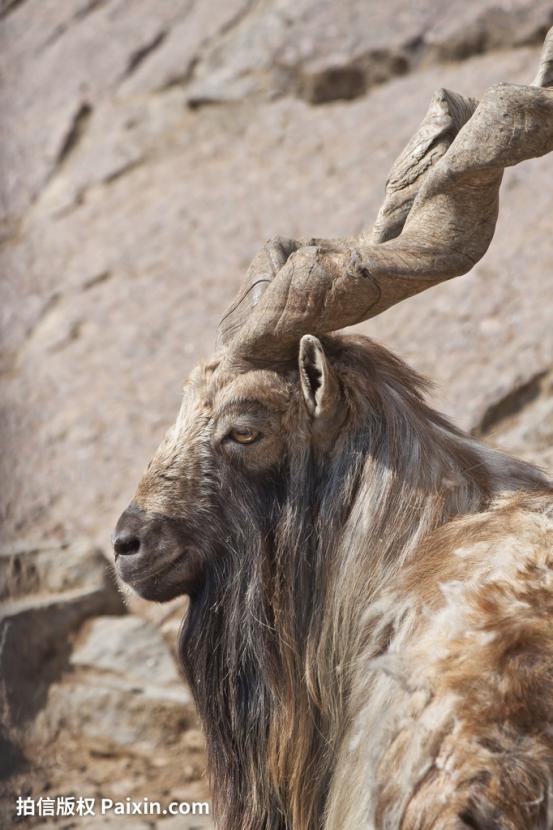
188,359,292,413
213,370,291,413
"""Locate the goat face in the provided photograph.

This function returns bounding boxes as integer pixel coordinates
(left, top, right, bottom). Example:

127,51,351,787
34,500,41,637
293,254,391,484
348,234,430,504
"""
113,335,341,602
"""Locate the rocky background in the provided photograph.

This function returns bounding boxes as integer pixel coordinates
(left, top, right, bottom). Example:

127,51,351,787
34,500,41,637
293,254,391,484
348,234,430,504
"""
1,1,553,828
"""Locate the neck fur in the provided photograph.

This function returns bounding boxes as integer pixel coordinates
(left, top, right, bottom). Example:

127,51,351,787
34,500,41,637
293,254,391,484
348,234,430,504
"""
180,336,546,830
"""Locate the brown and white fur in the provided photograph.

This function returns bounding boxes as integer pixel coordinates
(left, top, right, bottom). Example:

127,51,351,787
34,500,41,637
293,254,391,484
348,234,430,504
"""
114,333,553,830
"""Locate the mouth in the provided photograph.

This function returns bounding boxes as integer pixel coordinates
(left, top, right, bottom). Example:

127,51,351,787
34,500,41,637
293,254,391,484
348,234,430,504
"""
113,504,204,602
115,548,201,602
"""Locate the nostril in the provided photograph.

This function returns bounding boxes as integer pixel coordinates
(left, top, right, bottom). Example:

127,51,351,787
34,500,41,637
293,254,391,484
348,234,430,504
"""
113,531,141,557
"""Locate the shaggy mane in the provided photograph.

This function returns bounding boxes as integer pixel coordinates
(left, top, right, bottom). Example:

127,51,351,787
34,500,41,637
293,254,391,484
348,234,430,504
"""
179,334,547,830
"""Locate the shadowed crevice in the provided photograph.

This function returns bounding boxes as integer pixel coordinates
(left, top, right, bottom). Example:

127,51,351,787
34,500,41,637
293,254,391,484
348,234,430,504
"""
296,49,410,105
55,102,92,168
41,1,108,51
123,30,167,79
474,370,548,437
0,0,26,20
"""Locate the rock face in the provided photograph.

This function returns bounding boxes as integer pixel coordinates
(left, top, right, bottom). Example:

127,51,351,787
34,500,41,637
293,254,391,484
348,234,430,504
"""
0,543,210,829
39,615,194,755
1,1,552,828
0,542,124,734
0,540,121,601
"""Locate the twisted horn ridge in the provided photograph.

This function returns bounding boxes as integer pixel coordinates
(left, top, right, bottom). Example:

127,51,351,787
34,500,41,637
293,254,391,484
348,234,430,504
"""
370,88,478,245
218,28,553,363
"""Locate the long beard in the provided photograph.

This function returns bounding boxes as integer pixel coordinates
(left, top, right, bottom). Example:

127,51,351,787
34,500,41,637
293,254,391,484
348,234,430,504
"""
178,455,339,830
179,470,292,830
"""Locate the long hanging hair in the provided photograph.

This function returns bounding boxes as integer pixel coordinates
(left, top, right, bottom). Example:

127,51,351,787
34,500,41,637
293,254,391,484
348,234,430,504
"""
178,335,545,830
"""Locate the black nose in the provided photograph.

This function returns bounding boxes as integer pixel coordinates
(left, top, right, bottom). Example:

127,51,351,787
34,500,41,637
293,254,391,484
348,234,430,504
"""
113,530,140,557
113,502,146,558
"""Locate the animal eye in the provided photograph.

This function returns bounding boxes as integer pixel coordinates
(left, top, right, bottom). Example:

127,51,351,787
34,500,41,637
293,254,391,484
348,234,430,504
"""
228,427,260,445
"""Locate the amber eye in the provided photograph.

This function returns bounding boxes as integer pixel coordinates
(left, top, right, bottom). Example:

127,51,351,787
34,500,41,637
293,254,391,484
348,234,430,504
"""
228,427,260,445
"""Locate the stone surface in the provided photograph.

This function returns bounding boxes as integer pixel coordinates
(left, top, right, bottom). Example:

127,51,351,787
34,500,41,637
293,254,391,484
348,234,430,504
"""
29,612,199,761
157,815,213,830
0,539,121,601
183,0,553,105
36,677,193,756
70,615,185,688
33,615,195,756
0,518,198,826
0,542,126,829
0,546,207,830
0,543,124,731
32,813,213,830
36,822,152,830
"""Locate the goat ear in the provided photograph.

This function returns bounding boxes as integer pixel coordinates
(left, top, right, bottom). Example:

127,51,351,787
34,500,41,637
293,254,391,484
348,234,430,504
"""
299,335,339,419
